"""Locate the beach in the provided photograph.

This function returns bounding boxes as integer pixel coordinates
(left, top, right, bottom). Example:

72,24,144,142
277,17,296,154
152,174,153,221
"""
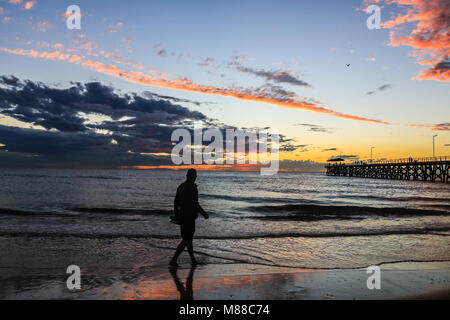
0,168,449,300
1,259,449,299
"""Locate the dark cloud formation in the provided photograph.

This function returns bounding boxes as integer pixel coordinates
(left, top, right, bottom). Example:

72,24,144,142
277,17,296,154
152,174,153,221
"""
322,148,338,152
0,76,300,168
294,123,333,133
0,125,170,168
156,50,167,57
0,75,207,133
420,58,450,80
366,84,392,95
0,76,211,167
228,57,311,87
234,65,311,87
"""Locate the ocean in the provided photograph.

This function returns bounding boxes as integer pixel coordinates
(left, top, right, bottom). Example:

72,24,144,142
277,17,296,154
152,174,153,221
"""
0,168,449,297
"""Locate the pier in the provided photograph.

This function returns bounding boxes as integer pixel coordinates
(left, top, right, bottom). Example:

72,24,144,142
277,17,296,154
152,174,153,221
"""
325,156,450,183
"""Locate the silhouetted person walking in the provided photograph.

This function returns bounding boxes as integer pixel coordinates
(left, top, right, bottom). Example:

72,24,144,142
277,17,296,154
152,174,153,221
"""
170,169,208,267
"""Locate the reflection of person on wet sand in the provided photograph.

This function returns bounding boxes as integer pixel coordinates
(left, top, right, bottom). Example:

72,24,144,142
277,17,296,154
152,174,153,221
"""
170,169,209,267
169,266,196,300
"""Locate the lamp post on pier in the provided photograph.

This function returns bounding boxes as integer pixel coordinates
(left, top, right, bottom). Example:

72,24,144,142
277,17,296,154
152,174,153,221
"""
370,146,375,162
433,135,438,158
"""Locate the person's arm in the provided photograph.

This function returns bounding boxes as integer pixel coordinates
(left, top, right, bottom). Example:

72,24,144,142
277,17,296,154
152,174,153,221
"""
194,185,208,219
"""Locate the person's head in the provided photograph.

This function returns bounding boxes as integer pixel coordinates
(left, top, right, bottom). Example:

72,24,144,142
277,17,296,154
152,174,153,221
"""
186,168,197,182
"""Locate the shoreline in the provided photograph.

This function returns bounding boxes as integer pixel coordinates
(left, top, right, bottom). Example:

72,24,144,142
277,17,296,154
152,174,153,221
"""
1,261,449,300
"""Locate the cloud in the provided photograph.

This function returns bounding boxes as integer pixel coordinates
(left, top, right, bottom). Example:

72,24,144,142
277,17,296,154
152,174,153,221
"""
156,50,167,57
433,123,450,131
378,84,391,91
230,59,312,87
23,1,35,10
294,123,333,133
0,75,207,153
236,66,312,87
0,125,172,168
142,91,207,107
376,0,450,81
0,76,299,168
328,154,359,161
366,84,392,95
279,144,309,152
9,0,22,5
367,57,376,62
0,7,3,14
322,148,338,152
408,123,450,131
0,46,391,124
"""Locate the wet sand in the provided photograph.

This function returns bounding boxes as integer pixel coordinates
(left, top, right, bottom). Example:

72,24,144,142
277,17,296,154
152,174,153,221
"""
1,261,449,300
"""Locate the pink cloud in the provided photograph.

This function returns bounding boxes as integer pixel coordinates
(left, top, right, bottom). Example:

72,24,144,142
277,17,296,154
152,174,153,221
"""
376,0,450,82
23,1,35,10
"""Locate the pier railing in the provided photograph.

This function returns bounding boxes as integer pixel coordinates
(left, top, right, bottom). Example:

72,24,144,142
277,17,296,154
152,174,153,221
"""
325,156,450,183
347,156,449,165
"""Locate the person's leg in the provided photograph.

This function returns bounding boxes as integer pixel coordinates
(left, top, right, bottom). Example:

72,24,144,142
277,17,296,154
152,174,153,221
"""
186,240,198,265
170,240,186,266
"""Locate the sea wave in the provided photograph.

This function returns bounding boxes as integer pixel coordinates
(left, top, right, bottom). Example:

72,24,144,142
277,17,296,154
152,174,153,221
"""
0,173,121,180
1,226,449,239
248,204,449,216
70,208,171,215
337,194,450,204
0,208,79,217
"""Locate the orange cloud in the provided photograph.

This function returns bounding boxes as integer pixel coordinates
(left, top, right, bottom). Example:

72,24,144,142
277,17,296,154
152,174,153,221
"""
0,46,390,125
380,0,450,81
23,1,35,10
9,0,22,4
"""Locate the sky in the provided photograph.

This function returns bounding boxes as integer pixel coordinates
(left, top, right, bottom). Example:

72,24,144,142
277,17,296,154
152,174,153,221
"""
0,0,448,170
